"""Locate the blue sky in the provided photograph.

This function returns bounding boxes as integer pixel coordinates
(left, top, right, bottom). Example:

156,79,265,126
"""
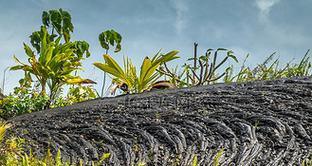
0,0,311,94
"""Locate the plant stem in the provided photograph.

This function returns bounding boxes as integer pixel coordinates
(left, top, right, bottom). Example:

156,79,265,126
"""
1,67,9,94
193,42,198,84
101,72,106,97
101,49,109,97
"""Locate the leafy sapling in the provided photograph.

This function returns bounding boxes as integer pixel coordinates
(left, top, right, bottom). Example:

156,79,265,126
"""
94,50,179,95
98,29,122,97
10,9,94,108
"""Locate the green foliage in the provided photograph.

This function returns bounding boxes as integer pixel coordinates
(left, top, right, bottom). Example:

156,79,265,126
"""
11,9,94,107
0,74,96,119
99,29,122,53
98,29,122,97
53,85,98,108
0,122,10,143
192,155,198,166
159,47,238,87
160,44,311,88
137,161,146,166
213,148,224,166
91,153,111,166
94,50,179,94
41,9,74,43
0,122,25,165
224,50,312,83
0,76,48,119
2,8,312,165
302,157,312,166
0,122,111,165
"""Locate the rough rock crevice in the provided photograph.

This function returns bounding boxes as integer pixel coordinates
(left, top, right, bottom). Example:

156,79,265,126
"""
8,77,312,165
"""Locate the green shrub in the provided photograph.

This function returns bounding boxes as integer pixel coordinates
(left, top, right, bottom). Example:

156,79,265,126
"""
0,77,97,119
11,9,94,108
52,85,98,108
159,44,311,88
302,158,312,166
0,122,111,166
0,77,48,119
158,44,238,88
224,50,312,83
94,50,179,94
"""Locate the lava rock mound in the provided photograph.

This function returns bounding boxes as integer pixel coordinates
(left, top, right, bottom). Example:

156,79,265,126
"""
8,77,312,165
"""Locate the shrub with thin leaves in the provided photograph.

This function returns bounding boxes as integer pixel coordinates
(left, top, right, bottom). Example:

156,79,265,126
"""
224,50,312,83
159,45,238,88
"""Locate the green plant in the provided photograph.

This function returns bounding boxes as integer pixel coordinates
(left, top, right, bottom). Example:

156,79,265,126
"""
11,9,94,107
213,148,224,166
94,50,179,94
0,75,49,119
284,50,312,77
224,50,312,83
159,44,238,87
0,122,25,165
302,156,312,166
52,85,98,108
0,122,10,144
41,9,74,43
99,30,122,54
1,67,10,95
0,121,112,165
158,63,190,88
302,160,312,166
192,155,198,166
137,161,146,166
98,29,122,97
0,76,97,119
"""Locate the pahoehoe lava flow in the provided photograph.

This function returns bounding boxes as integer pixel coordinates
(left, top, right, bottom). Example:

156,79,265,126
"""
7,77,312,165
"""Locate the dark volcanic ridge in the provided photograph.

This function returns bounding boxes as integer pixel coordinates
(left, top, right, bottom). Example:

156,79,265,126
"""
8,77,312,165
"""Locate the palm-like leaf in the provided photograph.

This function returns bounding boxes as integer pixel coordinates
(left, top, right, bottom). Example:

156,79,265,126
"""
94,50,179,94
0,123,10,143
11,26,93,106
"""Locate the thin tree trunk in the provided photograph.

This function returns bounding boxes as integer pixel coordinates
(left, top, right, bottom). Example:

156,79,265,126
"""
1,67,9,94
101,49,109,97
101,72,106,97
193,42,198,84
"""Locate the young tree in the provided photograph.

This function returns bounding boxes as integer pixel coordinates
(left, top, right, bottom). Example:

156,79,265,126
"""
94,50,179,94
98,29,122,97
11,9,94,107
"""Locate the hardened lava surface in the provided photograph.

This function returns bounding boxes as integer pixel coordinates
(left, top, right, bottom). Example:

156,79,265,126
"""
8,77,312,165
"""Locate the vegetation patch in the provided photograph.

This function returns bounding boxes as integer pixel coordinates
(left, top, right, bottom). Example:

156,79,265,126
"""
0,8,311,166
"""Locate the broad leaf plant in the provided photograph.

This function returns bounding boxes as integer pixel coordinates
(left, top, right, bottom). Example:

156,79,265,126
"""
11,9,94,107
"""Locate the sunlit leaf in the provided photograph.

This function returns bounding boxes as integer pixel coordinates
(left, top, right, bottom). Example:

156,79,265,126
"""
23,43,35,58
227,51,238,63
65,77,96,84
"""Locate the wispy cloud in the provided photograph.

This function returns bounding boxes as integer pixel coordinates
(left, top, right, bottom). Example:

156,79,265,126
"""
255,0,281,21
254,0,307,48
170,0,188,35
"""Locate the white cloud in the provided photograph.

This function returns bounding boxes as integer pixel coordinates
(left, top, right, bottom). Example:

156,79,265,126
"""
170,0,188,35
254,0,308,48
255,0,281,21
